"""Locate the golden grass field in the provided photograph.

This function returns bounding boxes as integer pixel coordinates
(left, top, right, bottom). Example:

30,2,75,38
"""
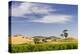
9,35,34,44
9,35,77,44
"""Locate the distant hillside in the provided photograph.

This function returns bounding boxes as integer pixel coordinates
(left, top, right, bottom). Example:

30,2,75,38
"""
48,36,60,39
32,36,46,38
9,35,34,44
64,37,77,42
32,36,60,39
9,35,77,44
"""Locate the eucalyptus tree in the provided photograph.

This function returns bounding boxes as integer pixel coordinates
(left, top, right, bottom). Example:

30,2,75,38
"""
60,29,68,38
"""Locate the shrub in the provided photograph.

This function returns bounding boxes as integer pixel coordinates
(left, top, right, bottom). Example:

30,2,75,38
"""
9,42,78,53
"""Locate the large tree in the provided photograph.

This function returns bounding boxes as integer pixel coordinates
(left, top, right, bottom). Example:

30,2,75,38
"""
63,29,68,38
60,29,68,38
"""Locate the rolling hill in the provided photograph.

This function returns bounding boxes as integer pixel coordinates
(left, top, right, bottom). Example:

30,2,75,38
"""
9,35,77,44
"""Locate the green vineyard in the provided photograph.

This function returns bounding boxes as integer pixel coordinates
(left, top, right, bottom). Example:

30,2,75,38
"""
9,42,78,53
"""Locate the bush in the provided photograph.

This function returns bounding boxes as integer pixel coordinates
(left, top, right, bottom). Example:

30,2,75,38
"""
9,43,78,53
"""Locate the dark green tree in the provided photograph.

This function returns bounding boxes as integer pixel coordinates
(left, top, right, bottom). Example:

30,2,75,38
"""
63,29,68,38
42,38,47,42
33,38,40,44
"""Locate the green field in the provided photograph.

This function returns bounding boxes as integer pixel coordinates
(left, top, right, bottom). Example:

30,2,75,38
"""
9,42,78,53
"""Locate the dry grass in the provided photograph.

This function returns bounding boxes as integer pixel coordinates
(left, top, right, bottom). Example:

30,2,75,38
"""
9,35,77,45
9,36,34,44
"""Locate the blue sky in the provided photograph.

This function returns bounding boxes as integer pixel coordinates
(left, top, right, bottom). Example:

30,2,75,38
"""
9,1,78,37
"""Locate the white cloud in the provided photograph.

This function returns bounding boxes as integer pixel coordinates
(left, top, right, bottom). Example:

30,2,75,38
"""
11,2,72,23
12,3,33,16
31,14,72,23
31,6,56,14
11,2,56,17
